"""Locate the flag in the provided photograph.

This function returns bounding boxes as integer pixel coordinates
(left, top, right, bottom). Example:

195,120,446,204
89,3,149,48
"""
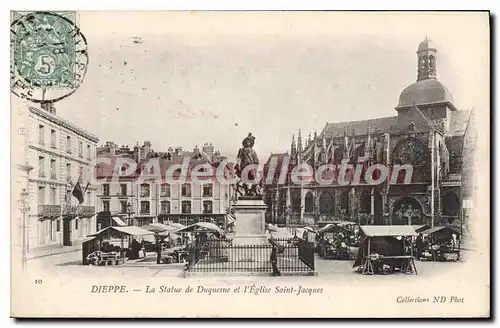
72,182,84,204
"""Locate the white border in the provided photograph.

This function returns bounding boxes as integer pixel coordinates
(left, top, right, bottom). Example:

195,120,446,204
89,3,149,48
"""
3,1,497,326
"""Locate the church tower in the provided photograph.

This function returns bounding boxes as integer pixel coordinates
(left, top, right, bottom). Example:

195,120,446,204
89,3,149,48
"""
417,37,437,81
396,38,457,133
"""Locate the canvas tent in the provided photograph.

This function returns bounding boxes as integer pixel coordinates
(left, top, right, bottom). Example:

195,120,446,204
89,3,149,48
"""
353,225,417,268
88,225,154,239
318,223,351,235
142,223,179,235
421,225,460,237
175,222,225,237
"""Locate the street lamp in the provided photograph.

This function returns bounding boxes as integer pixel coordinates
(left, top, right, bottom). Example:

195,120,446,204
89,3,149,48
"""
127,202,133,226
18,188,30,271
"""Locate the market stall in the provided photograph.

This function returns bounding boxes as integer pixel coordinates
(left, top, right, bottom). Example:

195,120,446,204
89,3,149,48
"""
419,225,461,262
174,222,227,261
353,225,418,275
83,226,154,265
317,223,353,260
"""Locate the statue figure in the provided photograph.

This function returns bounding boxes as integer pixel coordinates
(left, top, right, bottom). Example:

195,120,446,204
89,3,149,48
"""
235,133,262,197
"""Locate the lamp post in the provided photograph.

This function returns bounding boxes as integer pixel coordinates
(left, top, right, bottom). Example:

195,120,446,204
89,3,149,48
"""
127,202,133,226
19,188,30,271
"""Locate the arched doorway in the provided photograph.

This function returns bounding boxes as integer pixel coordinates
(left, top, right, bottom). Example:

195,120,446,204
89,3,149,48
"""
442,191,460,217
392,196,424,225
319,191,334,216
304,192,314,214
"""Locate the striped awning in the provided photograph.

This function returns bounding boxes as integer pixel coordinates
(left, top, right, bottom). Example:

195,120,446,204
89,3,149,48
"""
112,217,127,226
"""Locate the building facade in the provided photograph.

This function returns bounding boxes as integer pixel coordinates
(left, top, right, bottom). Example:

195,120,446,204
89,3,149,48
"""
18,102,99,251
95,141,230,228
264,38,475,229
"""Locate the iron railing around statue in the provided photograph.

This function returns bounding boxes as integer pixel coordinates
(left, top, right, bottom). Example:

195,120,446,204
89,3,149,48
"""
297,238,316,271
185,237,315,274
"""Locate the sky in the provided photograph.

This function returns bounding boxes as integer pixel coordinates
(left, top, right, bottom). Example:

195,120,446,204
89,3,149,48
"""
52,11,489,161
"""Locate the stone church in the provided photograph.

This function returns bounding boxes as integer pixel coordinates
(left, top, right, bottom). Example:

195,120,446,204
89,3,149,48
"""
264,38,476,228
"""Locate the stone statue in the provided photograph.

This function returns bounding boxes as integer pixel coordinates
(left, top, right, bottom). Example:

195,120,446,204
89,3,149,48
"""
235,133,262,197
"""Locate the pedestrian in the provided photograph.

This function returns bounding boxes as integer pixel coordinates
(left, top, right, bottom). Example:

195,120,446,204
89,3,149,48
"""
269,239,281,276
156,237,162,264
416,233,424,260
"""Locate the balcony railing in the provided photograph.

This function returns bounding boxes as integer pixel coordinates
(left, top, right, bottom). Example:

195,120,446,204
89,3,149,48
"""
38,204,61,218
64,205,96,217
80,206,96,217
50,172,57,179
140,192,150,197
140,209,151,215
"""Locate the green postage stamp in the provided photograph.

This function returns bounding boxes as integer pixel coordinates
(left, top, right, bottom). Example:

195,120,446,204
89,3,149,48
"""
10,11,88,103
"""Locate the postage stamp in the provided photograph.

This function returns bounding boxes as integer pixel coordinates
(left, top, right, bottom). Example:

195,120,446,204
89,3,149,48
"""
10,11,88,103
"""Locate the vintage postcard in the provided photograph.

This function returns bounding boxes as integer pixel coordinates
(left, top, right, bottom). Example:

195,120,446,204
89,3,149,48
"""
10,11,490,318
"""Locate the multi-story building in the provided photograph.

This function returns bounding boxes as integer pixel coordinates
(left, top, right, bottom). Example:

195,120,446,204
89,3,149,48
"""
264,38,476,230
95,141,230,228
19,102,99,251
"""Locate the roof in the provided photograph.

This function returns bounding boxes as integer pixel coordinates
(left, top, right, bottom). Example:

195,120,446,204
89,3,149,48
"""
421,225,460,235
413,225,428,233
88,226,154,238
360,225,417,237
318,108,469,142
318,223,350,234
322,116,399,138
418,38,437,52
95,153,231,181
397,79,455,109
176,222,225,235
163,222,186,229
142,223,178,233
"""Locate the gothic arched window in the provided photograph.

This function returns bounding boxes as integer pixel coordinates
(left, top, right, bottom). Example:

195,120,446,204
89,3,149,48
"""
333,146,345,165
392,137,428,165
350,143,365,164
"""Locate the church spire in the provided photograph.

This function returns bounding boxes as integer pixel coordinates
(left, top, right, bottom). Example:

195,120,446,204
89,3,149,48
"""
297,129,303,153
291,134,297,157
366,123,372,159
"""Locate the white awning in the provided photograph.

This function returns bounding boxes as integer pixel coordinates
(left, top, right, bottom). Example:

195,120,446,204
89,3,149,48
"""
88,225,154,238
112,217,127,226
360,225,417,237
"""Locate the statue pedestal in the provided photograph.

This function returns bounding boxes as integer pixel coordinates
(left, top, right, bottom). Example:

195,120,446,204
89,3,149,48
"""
230,197,269,263
232,197,268,245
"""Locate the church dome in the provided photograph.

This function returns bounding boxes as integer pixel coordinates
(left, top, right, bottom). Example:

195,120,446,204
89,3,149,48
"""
418,38,437,52
397,79,454,108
